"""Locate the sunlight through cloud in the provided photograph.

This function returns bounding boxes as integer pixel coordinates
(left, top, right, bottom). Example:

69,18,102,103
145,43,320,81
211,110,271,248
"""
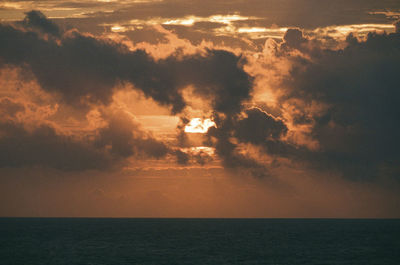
184,118,216,133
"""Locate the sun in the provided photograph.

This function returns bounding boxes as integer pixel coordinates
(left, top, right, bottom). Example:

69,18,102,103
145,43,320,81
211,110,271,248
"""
184,118,216,133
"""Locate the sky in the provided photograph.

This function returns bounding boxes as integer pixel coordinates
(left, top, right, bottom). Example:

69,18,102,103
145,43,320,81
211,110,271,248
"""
0,0,400,218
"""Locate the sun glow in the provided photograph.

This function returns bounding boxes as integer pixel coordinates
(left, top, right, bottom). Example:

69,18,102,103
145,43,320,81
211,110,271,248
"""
184,118,216,133
182,146,215,156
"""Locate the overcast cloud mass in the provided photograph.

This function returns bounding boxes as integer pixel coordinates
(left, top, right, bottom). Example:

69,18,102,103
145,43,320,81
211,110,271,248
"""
0,0,400,217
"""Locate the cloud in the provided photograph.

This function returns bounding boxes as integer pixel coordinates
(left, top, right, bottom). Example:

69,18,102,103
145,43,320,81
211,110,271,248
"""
0,13,253,116
0,12,259,172
0,97,25,117
206,114,270,177
280,28,308,50
201,27,400,180
276,29,400,179
50,0,400,30
95,110,170,159
22,10,61,36
0,110,173,170
235,108,287,144
0,120,114,170
2,11,399,181
395,20,400,33
0,90,173,171
175,149,190,165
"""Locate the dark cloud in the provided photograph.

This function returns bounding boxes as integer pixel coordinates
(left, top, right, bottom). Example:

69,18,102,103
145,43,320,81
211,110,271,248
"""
395,20,400,33
95,111,170,159
280,29,400,179
5,12,400,180
235,108,287,144
174,148,213,166
123,48,252,115
201,28,400,180
281,28,307,50
0,12,257,172
193,151,213,166
232,108,301,161
175,149,190,165
0,110,171,171
0,121,113,171
206,115,270,177
0,25,138,109
23,10,61,36
173,50,253,115
0,93,172,171
176,117,190,148
0,13,252,115
278,28,326,56
205,108,293,177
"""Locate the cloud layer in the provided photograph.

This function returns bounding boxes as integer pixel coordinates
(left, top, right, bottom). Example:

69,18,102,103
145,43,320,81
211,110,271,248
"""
1,5,400,218
0,11,254,171
276,29,400,179
0,11,400,183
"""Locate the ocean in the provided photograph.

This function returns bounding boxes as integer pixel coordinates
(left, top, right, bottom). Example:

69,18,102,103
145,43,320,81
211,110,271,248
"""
1,218,399,265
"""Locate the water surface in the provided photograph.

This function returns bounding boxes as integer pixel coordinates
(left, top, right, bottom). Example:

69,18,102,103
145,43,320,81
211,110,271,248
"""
1,218,399,265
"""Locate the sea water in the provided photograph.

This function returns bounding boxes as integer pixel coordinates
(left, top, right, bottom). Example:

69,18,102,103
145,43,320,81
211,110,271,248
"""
1,218,399,265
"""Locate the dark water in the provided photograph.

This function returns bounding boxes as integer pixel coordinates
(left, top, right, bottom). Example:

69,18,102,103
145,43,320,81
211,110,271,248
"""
1,218,399,265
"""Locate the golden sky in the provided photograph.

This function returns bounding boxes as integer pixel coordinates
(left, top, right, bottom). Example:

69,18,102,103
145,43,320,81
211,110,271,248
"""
0,0,400,217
